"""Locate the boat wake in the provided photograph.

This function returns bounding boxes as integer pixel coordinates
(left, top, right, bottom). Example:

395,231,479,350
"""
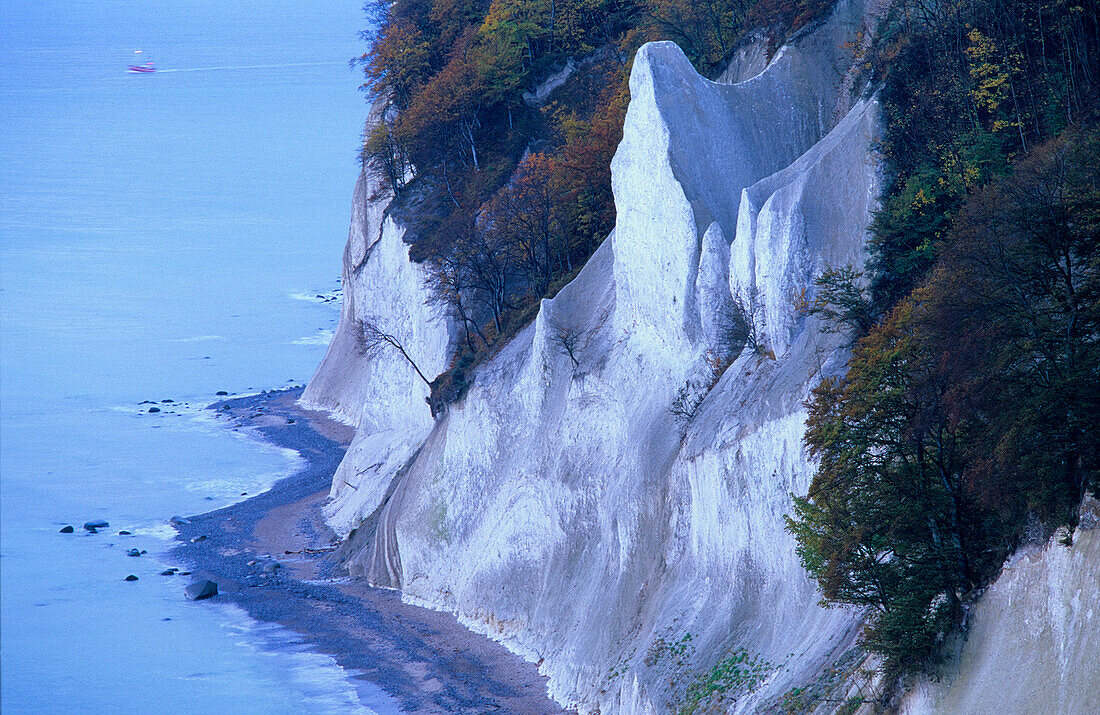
157,61,344,73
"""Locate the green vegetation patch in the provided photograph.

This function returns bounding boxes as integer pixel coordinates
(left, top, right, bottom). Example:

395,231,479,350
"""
675,648,774,715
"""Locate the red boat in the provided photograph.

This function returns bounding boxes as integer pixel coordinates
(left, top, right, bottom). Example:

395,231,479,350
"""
128,61,156,73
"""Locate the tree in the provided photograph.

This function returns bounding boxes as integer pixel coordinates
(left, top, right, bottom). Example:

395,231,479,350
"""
867,0,1098,310
800,265,875,338
640,0,752,70
485,152,570,296
787,298,977,679
355,317,434,386
456,213,516,336
363,118,411,193
723,286,768,357
400,29,487,172
789,124,1100,683
924,126,1100,530
427,248,491,353
360,16,432,110
549,319,587,368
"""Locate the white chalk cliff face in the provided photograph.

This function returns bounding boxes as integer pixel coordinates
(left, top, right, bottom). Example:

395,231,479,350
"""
301,162,454,531
301,0,1097,710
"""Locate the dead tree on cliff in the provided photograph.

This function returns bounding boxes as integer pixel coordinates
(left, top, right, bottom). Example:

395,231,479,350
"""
355,317,432,386
549,320,587,369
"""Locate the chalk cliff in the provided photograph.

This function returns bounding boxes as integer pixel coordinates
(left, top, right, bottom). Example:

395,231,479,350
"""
302,160,454,531
301,0,1098,710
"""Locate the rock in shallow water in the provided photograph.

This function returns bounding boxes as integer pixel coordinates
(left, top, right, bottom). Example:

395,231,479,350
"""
126,548,141,557
59,525,74,533
168,515,190,526
83,520,109,531
124,575,138,582
184,580,218,601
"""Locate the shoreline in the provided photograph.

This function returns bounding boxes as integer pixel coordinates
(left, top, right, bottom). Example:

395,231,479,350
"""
172,388,569,714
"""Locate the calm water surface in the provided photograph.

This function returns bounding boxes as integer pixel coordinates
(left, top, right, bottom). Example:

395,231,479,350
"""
0,2,396,711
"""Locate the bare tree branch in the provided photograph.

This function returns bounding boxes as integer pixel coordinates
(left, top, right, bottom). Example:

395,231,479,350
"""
355,317,433,386
549,320,586,368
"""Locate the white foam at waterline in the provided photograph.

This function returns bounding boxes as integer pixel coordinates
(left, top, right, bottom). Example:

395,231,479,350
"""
100,402,309,522
293,330,335,346
201,601,394,714
288,290,342,305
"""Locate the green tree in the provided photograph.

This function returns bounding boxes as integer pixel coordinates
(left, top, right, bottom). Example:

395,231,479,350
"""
925,126,1100,529
788,298,976,678
790,124,1100,684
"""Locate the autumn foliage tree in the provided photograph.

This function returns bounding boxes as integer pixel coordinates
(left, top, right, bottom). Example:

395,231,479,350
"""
485,152,570,296
788,298,979,679
789,123,1100,683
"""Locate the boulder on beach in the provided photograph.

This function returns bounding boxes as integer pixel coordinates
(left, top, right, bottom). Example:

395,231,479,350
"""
190,535,206,543
184,580,218,601
262,561,282,573
59,525,74,533
168,515,191,526
84,520,109,531
124,575,139,582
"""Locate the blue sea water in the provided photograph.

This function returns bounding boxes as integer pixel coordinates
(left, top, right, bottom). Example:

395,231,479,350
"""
0,2,398,711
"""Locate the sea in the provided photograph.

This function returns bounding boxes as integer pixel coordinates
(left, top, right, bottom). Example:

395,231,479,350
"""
0,1,398,711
